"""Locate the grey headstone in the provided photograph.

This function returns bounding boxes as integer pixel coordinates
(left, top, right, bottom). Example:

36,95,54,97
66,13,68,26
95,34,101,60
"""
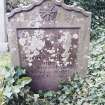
7,0,91,90
0,0,7,53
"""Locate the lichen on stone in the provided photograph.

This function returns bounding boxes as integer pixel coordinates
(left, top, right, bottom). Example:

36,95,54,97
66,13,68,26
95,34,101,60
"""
60,31,72,64
19,30,45,67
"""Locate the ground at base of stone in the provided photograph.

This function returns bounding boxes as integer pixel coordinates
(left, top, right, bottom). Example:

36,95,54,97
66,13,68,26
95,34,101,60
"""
0,52,11,68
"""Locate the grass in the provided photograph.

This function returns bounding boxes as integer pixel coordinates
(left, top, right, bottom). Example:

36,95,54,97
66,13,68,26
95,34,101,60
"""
0,53,10,105
0,52,11,68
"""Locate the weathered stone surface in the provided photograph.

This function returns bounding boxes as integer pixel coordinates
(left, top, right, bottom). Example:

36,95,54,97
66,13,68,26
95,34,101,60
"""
0,42,8,54
7,0,91,90
0,0,7,53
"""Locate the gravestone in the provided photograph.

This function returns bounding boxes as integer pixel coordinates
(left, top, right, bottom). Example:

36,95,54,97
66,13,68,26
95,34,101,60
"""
0,0,7,53
7,0,91,90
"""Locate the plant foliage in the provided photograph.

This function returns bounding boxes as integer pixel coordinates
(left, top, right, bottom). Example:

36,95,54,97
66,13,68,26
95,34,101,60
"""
0,67,32,104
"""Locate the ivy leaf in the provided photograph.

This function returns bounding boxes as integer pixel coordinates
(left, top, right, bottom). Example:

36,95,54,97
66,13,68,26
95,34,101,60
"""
44,91,53,98
16,77,32,87
12,85,21,94
3,85,12,98
14,67,26,80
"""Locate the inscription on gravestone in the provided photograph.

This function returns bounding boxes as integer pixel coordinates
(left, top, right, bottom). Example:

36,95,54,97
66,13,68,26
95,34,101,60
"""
7,0,91,90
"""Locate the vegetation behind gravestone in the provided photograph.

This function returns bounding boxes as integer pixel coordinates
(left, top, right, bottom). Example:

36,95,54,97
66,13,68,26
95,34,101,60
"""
64,0,105,40
6,0,32,12
64,0,105,28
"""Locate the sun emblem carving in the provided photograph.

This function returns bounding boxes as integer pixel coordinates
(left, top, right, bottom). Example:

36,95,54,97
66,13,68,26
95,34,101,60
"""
40,3,58,21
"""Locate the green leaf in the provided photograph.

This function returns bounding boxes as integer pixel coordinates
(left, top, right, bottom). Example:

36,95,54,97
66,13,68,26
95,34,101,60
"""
3,85,12,98
44,91,54,98
16,77,32,87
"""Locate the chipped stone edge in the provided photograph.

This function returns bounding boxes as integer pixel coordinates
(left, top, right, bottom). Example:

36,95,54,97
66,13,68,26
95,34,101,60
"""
7,0,91,19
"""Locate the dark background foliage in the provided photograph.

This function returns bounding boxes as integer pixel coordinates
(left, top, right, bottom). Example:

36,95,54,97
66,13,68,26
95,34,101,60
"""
65,0,105,28
64,0,105,39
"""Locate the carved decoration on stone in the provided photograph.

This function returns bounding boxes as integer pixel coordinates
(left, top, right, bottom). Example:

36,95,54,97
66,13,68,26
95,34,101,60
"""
40,3,57,21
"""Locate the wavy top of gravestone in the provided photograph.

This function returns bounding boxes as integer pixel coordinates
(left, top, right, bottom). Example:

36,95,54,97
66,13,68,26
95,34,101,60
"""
7,0,91,90
7,0,91,19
